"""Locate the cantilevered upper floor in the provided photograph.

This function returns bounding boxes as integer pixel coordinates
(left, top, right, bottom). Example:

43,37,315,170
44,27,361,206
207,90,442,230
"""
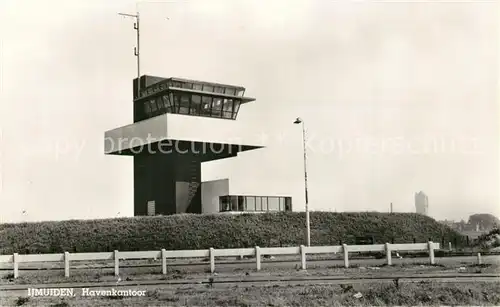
132,75,256,122
104,75,264,156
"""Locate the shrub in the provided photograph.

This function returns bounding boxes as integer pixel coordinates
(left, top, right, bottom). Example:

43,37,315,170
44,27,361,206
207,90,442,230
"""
0,212,464,254
15,297,29,306
472,228,500,249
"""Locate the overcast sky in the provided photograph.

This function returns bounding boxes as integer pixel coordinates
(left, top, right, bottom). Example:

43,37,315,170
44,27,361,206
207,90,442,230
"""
0,0,498,223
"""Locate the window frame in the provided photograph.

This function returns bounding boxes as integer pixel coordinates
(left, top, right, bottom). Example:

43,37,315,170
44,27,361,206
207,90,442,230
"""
255,197,262,211
202,84,214,92
190,95,202,115
246,196,256,211
268,197,279,211
261,197,268,212
211,98,223,117
179,94,190,114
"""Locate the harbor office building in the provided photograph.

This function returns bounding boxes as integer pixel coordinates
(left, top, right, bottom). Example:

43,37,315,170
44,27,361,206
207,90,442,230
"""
104,75,292,215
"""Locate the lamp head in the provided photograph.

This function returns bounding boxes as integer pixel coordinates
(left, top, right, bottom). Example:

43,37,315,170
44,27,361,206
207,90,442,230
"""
293,117,302,124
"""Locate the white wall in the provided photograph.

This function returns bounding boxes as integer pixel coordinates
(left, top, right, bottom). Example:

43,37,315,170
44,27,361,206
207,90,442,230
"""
166,113,265,147
201,179,229,213
104,113,265,154
104,114,169,153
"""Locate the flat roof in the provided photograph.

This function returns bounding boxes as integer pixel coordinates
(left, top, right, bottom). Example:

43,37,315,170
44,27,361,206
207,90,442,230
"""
169,77,246,90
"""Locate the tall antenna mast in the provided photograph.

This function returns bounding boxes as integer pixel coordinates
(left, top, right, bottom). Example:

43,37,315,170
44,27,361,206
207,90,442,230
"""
119,9,141,98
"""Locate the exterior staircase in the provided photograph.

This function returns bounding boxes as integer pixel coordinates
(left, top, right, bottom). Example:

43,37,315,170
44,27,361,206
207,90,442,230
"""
186,158,201,211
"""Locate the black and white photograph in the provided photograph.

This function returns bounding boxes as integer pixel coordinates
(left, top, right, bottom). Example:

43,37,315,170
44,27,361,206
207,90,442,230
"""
0,0,499,306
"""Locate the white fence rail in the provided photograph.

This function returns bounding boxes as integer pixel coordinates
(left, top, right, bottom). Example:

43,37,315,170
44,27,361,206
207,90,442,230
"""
0,242,439,278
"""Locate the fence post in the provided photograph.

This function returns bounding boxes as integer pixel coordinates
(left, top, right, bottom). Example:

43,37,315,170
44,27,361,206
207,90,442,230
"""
300,245,306,270
209,248,215,273
255,246,261,271
342,244,349,268
385,243,392,266
13,253,18,279
114,250,119,276
161,249,167,275
64,252,70,277
427,241,435,265
477,253,482,265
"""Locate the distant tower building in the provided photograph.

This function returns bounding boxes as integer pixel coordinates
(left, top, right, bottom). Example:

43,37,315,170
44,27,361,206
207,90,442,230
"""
414,191,429,216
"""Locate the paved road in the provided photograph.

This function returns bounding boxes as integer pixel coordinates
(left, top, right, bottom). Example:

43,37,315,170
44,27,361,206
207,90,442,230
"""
1,273,499,297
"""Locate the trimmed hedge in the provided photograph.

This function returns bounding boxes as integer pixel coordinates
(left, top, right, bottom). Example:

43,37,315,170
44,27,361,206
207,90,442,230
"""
0,212,465,254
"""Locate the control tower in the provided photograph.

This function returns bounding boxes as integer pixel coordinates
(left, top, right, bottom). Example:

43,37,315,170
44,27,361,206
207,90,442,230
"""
104,75,264,215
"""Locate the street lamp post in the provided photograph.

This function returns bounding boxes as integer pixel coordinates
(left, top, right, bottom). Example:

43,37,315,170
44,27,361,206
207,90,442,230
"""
294,117,310,246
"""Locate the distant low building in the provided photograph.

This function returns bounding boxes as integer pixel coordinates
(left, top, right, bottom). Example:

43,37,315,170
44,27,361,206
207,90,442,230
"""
438,219,492,239
439,219,455,228
415,191,429,216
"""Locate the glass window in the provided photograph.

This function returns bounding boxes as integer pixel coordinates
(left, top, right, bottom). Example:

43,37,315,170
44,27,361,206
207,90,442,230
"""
255,197,262,211
285,197,292,211
179,95,190,114
172,81,182,88
144,101,151,115
182,82,193,89
246,197,255,211
203,84,214,92
220,196,230,212
162,95,172,112
232,100,241,119
190,95,201,115
161,95,168,108
193,83,203,91
222,99,233,119
230,196,238,211
261,197,268,211
214,86,224,94
238,196,245,211
156,97,164,112
172,94,180,112
236,89,244,97
212,98,223,117
150,99,157,112
268,197,279,211
225,88,236,96
201,96,212,116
